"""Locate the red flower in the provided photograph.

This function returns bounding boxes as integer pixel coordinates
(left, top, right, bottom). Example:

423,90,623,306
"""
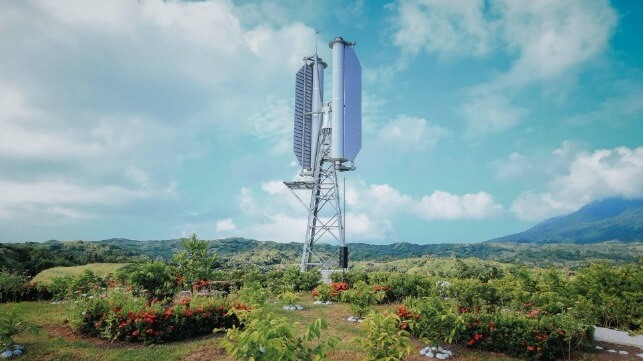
468,339,475,346
527,346,534,351
147,329,153,335
132,330,139,336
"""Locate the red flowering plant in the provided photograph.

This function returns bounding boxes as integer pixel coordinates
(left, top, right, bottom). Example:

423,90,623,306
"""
311,283,337,302
373,284,392,304
456,310,593,360
396,305,419,330
68,289,240,344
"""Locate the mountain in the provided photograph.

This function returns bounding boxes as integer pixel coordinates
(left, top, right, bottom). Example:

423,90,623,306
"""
489,198,643,244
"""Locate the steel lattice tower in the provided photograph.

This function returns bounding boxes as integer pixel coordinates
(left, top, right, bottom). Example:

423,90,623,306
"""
285,37,360,272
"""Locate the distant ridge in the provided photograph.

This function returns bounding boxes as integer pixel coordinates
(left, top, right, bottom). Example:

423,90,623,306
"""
489,198,643,244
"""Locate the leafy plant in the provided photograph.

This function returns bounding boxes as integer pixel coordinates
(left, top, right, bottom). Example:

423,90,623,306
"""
341,281,384,318
236,281,268,307
0,306,36,349
404,296,465,346
277,291,300,306
117,261,177,300
172,234,218,289
220,308,338,361
354,310,413,361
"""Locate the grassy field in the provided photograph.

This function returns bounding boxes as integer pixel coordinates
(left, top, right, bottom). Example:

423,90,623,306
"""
31,263,128,284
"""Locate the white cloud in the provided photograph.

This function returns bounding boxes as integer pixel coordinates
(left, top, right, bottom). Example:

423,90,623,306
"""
511,146,643,221
391,0,617,138
215,218,237,232
350,181,503,222
377,115,448,150
243,214,306,243
234,179,503,243
416,191,504,220
0,179,175,221
391,0,616,84
0,0,317,234
239,188,255,215
392,0,495,58
462,94,528,137
492,152,532,180
498,0,617,85
261,181,287,195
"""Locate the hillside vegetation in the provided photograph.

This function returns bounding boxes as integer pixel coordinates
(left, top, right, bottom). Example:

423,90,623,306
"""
2,238,641,276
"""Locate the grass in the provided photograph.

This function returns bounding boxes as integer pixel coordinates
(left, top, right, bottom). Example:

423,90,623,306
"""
0,294,518,361
31,263,129,284
1,295,607,360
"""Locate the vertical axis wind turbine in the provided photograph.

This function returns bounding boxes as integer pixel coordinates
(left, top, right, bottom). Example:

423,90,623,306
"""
284,37,362,272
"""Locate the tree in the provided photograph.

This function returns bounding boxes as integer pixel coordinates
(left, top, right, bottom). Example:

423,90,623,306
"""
172,234,218,289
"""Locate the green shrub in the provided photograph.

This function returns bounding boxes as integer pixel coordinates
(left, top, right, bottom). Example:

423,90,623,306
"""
0,270,51,302
265,266,320,294
403,296,465,345
277,291,300,306
330,270,368,284
341,281,385,318
172,234,218,288
0,305,37,349
220,308,338,360
354,311,413,361
117,261,177,300
570,263,642,331
386,273,435,301
447,279,503,312
236,281,268,307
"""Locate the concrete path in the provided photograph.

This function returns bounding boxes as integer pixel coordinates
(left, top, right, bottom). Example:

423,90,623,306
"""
594,327,643,349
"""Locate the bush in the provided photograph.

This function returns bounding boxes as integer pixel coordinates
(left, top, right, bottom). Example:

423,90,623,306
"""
0,270,51,303
341,281,385,318
236,281,268,307
570,263,642,331
403,296,465,345
311,282,341,302
355,311,413,361
277,291,300,306
220,308,338,360
386,273,435,301
456,310,594,360
117,262,177,300
0,305,37,349
68,290,239,343
330,270,368,284
447,279,503,313
265,267,320,294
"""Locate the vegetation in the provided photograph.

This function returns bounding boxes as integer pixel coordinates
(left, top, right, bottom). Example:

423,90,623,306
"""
0,233,641,360
220,308,338,361
354,311,413,361
0,305,37,350
3,238,641,277
32,263,128,284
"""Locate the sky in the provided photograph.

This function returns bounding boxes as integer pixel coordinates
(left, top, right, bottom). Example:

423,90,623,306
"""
1,0,642,244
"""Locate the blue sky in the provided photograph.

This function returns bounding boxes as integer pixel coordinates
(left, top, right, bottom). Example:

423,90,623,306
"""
1,0,642,244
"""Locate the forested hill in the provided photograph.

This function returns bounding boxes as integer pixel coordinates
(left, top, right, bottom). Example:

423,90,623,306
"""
2,237,641,276
489,197,643,244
